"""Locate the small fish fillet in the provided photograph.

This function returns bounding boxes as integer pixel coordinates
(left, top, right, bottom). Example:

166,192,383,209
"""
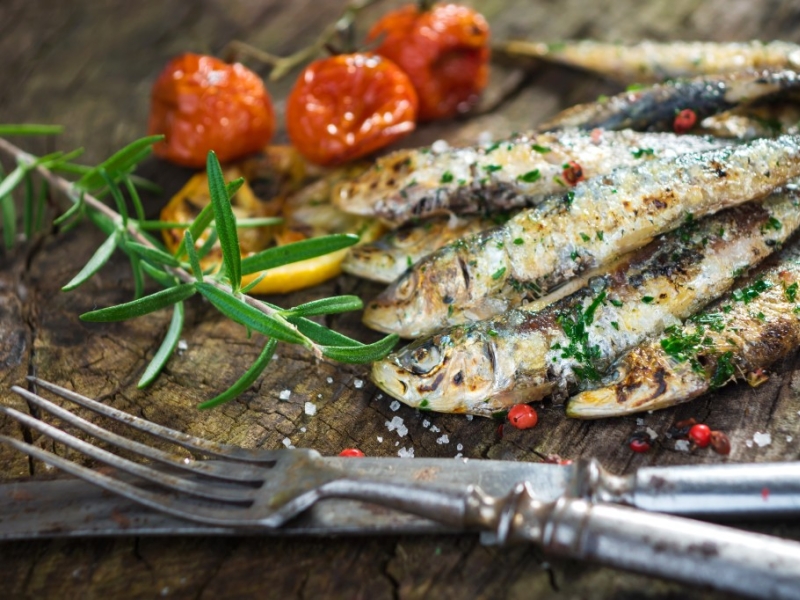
364,136,800,339
334,129,727,227
499,40,800,83
371,190,800,416
567,243,800,418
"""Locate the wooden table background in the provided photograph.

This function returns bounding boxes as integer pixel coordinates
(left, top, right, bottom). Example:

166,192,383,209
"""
2,0,800,598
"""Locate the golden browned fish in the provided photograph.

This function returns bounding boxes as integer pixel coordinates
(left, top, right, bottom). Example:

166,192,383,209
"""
567,244,800,418
364,135,800,339
371,190,800,416
498,39,800,83
333,129,727,227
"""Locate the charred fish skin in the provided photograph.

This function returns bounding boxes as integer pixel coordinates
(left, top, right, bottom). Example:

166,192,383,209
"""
567,245,800,419
363,135,800,339
505,40,800,83
371,190,800,416
341,215,501,284
333,129,727,226
540,69,800,133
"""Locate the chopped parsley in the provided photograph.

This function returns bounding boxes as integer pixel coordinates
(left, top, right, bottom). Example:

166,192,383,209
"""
596,231,604,241
710,351,735,389
513,238,525,245
785,282,798,303
609,298,623,307
610,321,619,330
487,328,498,337
731,279,772,304
491,266,506,280
440,171,454,183
764,216,782,232
580,232,591,242
556,291,607,382
553,175,567,187
484,142,501,154
641,296,655,304
631,147,655,158
626,82,645,91
483,164,502,173
517,169,541,183
564,190,575,207
531,144,551,154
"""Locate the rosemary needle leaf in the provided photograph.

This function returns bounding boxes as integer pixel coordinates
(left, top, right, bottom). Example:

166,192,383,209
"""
53,192,84,226
126,241,182,268
0,165,26,201
80,283,197,322
183,229,203,282
0,192,15,250
23,173,34,240
123,176,146,222
176,203,214,259
206,151,241,291
34,178,48,232
240,272,268,295
241,233,359,275
62,229,121,291
196,282,305,345
226,177,245,198
99,169,129,224
197,228,218,260
77,135,163,191
138,300,185,388
285,314,362,347
322,334,398,364
129,253,145,300
198,337,278,410
140,261,178,287
0,124,63,136
282,295,363,318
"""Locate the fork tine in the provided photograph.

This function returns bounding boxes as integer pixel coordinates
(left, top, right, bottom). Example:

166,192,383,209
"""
12,386,264,483
0,405,258,503
28,377,284,463
0,434,268,528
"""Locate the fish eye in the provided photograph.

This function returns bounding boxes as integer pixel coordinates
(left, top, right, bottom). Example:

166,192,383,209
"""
392,271,417,301
400,340,443,375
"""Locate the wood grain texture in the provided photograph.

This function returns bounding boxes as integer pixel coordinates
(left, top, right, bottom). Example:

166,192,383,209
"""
2,0,800,598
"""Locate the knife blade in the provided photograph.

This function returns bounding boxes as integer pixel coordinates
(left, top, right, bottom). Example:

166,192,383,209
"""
1,458,799,539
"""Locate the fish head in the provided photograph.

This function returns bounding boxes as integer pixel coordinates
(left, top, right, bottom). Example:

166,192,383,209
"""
371,326,501,413
362,252,468,337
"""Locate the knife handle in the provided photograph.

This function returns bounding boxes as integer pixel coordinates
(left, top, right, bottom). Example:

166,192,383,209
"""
570,459,800,517
498,482,800,600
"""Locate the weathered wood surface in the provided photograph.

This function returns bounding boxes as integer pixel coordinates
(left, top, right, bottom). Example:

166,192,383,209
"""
2,0,800,597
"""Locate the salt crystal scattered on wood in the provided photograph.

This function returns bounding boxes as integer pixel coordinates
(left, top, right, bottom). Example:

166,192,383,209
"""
431,139,449,153
675,440,690,452
177,340,188,351
646,427,658,440
385,416,408,437
377,436,383,443
436,434,449,445
304,402,317,416
354,379,364,389
430,425,441,433
279,389,291,401
397,447,415,458
746,440,754,448
326,377,333,384
282,438,293,448
390,400,401,411
466,415,473,421
456,443,463,451
753,431,772,447
422,420,430,428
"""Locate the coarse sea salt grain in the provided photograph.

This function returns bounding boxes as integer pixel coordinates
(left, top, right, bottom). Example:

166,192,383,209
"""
431,139,450,154
390,400,401,412
300,427,307,433
430,425,441,433
279,389,291,401
354,379,364,389
304,402,317,416
436,434,450,445
177,339,188,351
377,436,383,443
326,377,333,384
746,440,754,448
675,440,690,452
422,419,431,428
787,436,794,443
386,416,408,437
466,414,473,421
646,427,658,440
456,443,463,451
636,418,644,426
282,438,293,448
753,432,772,447
397,447,415,458
454,453,463,458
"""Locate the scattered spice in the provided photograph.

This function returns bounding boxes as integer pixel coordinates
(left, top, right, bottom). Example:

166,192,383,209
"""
628,431,651,453
673,108,697,134
710,430,731,455
688,423,711,448
339,448,365,457
561,160,584,186
507,404,538,429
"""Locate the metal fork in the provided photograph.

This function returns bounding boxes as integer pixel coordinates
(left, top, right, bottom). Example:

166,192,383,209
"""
3,378,800,600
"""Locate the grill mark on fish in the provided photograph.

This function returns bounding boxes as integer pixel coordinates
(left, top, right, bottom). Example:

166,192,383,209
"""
499,40,800,83
370,189,800,415
567,244,800,419
334,130,728,227
363,136,800,339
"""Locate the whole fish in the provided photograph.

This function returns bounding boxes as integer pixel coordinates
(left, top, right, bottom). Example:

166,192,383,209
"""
333,130,727,227
363,135,800,339
539,69,800,132
497,39,800,83
697,102,800,139
341,215,501,284
567,244,800,419
371,191,800,416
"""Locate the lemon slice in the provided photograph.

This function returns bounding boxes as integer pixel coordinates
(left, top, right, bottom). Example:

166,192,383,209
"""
160,147,383,294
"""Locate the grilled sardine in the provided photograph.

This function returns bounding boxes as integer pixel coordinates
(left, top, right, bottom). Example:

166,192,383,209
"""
371,191,800,416
498,40,800,83
566,244,800,418
540,70,800,132
334,130,727,227
364,136,800,339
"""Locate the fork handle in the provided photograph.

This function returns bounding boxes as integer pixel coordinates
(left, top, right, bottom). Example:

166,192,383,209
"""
501,483,800,600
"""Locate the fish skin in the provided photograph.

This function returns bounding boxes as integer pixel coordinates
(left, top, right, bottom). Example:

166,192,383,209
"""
370,190,800,416
506,40,800,83
567,245,800,419
341,215,501,284
333,130,727,227
363,135,800,339
540,69,800,132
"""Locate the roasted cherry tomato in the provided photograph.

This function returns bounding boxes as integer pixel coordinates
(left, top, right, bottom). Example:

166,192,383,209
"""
286,53,418,166
148,53,275,168
367,3,490,121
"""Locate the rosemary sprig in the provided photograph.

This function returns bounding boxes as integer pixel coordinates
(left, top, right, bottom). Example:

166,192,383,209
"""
0,131,398,408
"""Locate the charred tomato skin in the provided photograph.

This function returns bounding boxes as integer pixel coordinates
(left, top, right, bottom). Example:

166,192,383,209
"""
367,3,490,121
286,53,418,166
148,53,275,168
